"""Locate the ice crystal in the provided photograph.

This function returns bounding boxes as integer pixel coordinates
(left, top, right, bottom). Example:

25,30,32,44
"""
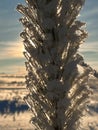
17,0,98,130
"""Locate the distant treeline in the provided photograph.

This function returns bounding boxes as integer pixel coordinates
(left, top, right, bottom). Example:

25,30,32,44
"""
0,100,29,114
0,80,25,86
0,74,25,78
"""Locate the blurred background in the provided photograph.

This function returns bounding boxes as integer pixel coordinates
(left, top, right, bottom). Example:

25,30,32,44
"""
0,0,98,74
0,0,98,129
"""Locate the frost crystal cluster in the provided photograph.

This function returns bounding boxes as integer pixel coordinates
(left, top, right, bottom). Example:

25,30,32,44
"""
17,0,97,130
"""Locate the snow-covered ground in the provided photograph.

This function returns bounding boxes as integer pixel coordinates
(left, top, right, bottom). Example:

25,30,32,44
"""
79,78,98,130
0,74,33,130
0,74,98,130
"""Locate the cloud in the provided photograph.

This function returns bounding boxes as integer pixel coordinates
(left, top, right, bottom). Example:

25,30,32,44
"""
79,42,98,52
79,42,98,71
0,64,26,74
0,39,26,74
0,40,24,60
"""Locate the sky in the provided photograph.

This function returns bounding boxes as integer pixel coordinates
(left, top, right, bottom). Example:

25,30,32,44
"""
0,0,98,74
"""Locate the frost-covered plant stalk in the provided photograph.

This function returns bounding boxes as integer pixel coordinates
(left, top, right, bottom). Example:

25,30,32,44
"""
17,0,97,130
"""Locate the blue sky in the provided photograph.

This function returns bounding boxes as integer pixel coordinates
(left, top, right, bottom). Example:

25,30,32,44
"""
0,0,98,74
0,0,25,74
